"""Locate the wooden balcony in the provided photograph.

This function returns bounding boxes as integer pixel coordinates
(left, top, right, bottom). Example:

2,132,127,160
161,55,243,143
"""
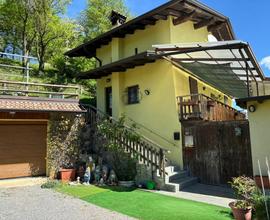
177,94,246,121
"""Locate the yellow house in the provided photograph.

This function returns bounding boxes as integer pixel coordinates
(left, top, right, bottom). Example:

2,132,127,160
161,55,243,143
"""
66,0,265,188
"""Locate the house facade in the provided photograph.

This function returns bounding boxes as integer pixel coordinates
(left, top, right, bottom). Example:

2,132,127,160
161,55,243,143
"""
67,0,264,186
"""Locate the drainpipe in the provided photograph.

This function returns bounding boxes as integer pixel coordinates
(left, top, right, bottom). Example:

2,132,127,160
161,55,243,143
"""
94,56,102,67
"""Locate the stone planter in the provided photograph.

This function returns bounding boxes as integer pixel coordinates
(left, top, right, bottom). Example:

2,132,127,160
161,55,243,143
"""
118,181,135,188
59,168,76,182
229,202,252,220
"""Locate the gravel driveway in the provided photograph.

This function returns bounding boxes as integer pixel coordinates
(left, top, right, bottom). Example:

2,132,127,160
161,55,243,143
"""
0,185,135,220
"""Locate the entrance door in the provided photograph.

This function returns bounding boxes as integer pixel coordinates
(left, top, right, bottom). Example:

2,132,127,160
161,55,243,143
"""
189,77,198,95
105,87,112,116
189,77,199,117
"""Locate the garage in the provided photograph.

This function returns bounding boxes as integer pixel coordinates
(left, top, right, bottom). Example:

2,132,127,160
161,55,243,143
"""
0,121,47,179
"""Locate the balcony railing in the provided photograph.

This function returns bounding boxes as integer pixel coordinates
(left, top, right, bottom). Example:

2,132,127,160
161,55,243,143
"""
177,94,246,121
0,80,81,99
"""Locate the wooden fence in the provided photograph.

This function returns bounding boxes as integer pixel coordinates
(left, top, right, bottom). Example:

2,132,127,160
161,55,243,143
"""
84,105,167,179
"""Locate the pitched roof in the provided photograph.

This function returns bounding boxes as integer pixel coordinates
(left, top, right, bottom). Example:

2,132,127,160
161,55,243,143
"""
66,0,235,58
78,51,160,79
0,96,85,113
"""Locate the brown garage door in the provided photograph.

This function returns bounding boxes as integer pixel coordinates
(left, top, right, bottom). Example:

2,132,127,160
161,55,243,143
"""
0,121,47,179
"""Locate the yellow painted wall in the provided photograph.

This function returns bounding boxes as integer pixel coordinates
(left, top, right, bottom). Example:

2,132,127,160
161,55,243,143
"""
172,65,233,105
96,44,112,66
96,17,210,65
96,59,233,167
248,100,270,176
169,19,208,43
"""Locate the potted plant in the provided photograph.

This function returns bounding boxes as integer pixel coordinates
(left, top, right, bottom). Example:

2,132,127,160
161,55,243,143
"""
229,176,258,220
111,148,137,187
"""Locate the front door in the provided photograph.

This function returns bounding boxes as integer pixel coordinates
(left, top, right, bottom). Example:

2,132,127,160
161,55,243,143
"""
105,87,112,116
189,77,199,117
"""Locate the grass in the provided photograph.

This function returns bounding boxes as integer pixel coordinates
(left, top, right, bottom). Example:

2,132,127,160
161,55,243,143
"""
56,185,233,220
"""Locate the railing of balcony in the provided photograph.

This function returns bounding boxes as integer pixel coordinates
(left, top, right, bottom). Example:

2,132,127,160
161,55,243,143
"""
176,94,246,121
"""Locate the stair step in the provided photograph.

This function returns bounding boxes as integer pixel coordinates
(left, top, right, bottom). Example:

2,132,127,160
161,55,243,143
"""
170,177,198,191
168,170,188,182
165,166,181,175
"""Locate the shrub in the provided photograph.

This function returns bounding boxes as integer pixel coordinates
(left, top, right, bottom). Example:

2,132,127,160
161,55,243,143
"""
229,176,259,209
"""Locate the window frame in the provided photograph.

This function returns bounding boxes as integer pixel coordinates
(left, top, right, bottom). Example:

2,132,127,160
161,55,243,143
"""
127,85,140,105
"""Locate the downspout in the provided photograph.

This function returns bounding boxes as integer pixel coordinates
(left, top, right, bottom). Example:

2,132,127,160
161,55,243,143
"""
94,56,102,68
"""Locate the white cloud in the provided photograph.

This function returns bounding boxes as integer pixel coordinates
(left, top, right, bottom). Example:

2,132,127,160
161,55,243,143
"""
260,56,270,70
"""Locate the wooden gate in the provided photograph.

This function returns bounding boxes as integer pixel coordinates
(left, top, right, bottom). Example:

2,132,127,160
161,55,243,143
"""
182,120,253,185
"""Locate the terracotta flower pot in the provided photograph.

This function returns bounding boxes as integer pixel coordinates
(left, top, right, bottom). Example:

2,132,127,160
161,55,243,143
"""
254,176,270,189
60,168,76,182
229,202,252,220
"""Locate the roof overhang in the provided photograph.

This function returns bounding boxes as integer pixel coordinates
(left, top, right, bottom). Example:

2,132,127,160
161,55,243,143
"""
77,51,160,79
0,96,86,113
236,95,270,109
153,40,265,98
65,0,235,58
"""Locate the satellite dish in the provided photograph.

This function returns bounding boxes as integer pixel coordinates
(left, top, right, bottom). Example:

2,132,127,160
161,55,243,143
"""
208,34,218,42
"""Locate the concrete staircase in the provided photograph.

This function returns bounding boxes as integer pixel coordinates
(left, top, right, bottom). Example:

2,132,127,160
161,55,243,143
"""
163,166,198,192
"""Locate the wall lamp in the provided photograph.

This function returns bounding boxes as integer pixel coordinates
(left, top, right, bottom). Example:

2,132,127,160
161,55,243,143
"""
144,89,151,96
248,105,256,113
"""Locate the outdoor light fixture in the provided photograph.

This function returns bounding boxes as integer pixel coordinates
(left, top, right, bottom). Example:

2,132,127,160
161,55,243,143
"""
248,105,256,113
144,89,150,96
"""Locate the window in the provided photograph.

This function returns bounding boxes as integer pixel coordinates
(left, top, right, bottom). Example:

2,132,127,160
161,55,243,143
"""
128,85,139,104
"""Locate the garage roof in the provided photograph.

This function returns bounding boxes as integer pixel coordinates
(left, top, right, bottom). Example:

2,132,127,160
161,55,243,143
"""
0,96,85,113
65,0,235,58
153,40,265,98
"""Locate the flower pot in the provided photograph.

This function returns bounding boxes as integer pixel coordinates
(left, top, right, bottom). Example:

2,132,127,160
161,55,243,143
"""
118,180,135,188
254,176,270,189
229,202,252,220
59,168,76,182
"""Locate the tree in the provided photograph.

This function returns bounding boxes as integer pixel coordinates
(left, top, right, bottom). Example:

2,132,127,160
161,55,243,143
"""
80,0,130,40
33,0,73,74
0,0,36,71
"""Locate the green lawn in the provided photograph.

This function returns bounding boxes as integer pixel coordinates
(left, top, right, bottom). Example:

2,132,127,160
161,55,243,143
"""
56,185,232,220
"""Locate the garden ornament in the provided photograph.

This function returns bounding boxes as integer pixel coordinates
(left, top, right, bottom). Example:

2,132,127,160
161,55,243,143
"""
83,156,95,185
108,169,117,185
95,165,101,184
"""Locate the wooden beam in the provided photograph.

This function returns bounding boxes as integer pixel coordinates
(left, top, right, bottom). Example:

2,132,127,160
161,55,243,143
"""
208,22,226,32
130,24,145,30
141,19,156,25
153,14,167,20
194,17,215,29
167,8,182,17
173,10,196,25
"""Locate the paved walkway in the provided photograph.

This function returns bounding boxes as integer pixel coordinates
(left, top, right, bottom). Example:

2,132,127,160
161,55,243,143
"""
0,177,47,188
0,185,135,220
155,183,235,208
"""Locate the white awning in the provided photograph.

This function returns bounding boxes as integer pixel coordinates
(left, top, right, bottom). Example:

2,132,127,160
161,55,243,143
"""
153,40,265,98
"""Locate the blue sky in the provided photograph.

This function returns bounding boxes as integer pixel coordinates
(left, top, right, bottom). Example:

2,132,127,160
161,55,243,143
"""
67,0,270,76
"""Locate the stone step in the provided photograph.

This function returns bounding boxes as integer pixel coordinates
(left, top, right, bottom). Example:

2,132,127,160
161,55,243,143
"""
165,166,181,175
171,177,198,191
168,170,189,182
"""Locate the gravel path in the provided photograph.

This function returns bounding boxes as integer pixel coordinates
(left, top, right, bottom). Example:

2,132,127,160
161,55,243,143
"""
0,185,135,220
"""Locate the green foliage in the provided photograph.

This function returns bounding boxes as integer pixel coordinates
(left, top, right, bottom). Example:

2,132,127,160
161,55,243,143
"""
253,195,270,220
229,176,259,209
97,115,140,181
47,115,83,171
80,0,130,40
41,180,61,189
